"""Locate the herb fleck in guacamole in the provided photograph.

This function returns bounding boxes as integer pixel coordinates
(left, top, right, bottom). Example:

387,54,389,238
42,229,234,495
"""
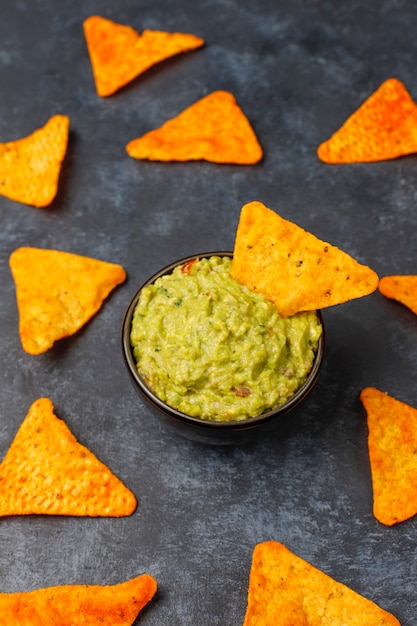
130,256,322,422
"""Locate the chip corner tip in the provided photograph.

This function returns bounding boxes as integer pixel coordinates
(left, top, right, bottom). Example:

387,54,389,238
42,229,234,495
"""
124,493,138,517
316,141,332,163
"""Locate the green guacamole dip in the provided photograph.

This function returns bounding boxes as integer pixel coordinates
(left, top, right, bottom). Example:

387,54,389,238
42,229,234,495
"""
130,256,322,422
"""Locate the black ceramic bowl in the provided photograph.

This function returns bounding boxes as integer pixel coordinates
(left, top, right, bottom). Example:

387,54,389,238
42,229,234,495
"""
121,252,325,446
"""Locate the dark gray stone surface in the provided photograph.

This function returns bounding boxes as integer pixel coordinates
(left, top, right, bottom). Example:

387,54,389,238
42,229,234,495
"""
0,0,417,623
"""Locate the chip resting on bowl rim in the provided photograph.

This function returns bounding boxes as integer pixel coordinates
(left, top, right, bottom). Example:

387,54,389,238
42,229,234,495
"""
231,200,379,317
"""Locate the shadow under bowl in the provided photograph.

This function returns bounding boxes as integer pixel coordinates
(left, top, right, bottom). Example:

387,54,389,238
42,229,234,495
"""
121,252,325,446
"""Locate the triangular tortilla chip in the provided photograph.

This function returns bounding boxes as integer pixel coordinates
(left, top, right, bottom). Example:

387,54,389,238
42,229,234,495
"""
126,90,263,164
230,201,378,317
0,397,137,517
379,274,417,316
318,78,417,163
0,574,156,624
9,246,126,355
0,115,69,207
84,15,204,97
361,387,417,526
243,541,400,625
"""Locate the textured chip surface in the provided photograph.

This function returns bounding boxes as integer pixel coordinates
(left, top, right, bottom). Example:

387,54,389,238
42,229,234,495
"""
9,246,126,354
0,397,137,517
84,15,204,96
0,115,69,207
243,541,400,625
231,201,378,317
0,574,156,624
126,90,263,164
379,274,417,316
318,78,417,163
361,386,417,526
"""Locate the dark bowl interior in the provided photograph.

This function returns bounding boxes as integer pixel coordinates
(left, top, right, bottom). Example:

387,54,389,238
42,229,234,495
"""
121,252,325,445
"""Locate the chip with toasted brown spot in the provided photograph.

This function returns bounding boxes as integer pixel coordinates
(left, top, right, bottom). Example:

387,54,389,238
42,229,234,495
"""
361,387,417,526
243,541,400,625
230,201,378,317
379,274,417,316
318,78,417,163
126,90,263,164
9,246,126,355
0,115,69,207
0,397,137,517
84,15,204,97
0,574,156,625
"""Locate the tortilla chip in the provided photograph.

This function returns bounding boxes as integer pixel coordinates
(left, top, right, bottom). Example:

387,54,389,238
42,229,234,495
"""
361,387,417,526
126,90,263,164
0,115,69,207
379,274,417,316
0,397,137,517
0,574,156,624
318,78,417,163
243,541,400,625
9,246,126,355
231,201,378,317
84,15,204,97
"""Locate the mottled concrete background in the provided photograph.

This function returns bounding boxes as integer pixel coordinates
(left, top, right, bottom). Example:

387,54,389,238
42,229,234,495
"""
0,0,417,623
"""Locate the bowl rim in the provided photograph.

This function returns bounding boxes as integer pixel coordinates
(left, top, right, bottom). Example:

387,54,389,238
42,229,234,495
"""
121,251,325,431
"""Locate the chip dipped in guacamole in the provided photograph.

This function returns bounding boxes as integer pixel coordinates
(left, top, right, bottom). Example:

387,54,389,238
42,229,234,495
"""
130,256,322,422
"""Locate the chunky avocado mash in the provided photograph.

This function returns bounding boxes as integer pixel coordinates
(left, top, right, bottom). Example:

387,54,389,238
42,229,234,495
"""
130,256,322,422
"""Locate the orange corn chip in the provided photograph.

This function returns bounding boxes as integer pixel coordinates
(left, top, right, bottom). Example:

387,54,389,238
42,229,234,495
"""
0,574,156,624
84,15,204,97
0,115,69,207
318,78,417,163
9,246,126,355
361,387,417,526
379,274,417,316
126,90,263,164
243,541,400,625
0,397,137,517
231,201,378,317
